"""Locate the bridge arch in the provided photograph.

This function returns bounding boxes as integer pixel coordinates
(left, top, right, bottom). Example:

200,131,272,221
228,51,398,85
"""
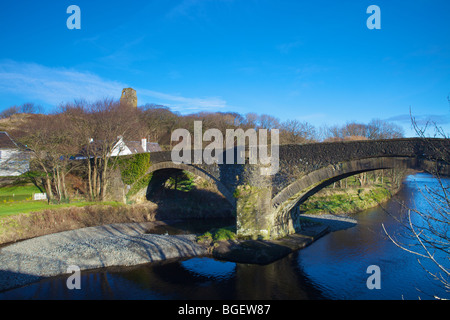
270,156,449,237
143,161,236,209
272,156,444,212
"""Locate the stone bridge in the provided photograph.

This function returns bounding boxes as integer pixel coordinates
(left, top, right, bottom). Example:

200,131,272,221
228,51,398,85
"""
142,138,450,239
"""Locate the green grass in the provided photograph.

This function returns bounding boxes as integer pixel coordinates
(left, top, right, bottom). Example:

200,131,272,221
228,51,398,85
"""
0,200,123,217
197,226,237,243
0,184,43,202
299,187,392,215
0,184,125,217
0,185,42,196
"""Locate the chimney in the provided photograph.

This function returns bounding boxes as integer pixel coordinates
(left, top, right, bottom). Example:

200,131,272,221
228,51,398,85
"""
141,138,147,152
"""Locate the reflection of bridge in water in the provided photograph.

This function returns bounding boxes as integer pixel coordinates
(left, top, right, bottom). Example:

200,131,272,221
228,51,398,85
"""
107,254,321,299
138,138,450,239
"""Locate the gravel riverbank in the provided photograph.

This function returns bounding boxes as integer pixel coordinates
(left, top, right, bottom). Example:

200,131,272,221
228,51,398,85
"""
0,222,207,292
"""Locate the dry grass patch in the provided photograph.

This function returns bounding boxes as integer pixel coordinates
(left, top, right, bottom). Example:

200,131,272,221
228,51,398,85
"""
0,202,158,245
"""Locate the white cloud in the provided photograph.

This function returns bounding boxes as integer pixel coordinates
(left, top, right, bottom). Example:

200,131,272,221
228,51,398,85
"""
0,60,124,106
386,113,450,125
138,89,227,112
0,60,227,112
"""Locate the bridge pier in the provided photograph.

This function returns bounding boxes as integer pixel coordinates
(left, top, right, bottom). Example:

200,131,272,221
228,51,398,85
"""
233,164,298,240
235,186,301,239
235,184,273,239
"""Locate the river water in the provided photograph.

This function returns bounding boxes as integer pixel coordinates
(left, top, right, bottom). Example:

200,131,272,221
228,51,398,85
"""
0,173,448,300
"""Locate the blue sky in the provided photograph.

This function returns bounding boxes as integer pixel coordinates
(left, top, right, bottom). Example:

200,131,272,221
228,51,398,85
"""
0,0,449,136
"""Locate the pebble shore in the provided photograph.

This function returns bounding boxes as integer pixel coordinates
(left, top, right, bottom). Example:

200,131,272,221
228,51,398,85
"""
0,222,207,292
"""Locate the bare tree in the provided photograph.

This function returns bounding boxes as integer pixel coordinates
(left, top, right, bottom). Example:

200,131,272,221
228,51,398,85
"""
322,119,404,142
66,99,144,201
280,119,316,144
0,103,41,119
382,110,450,299
20,102,41,114
244,112,259,129
18,113,79,203
259,114,281,130
367,118,404,140
141,104,180,147
0,106,20,119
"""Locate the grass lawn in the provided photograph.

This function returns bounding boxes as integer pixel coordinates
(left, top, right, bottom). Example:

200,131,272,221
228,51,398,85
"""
0,185,43,196
0,184,43,202
0,200,123,217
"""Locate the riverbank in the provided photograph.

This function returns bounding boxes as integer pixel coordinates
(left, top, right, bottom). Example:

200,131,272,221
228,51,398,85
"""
0,213,357,293
0,181,398,293
0,221,207,292
0,190,233,246
299,185,398,216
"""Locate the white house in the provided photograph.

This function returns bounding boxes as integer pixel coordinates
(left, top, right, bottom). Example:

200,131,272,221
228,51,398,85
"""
0,132,30,177
74,137,162,160
110,137,162,157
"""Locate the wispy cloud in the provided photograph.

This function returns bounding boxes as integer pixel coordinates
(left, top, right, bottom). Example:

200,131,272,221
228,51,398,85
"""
0,60,228,112
138,89,227,112
386,113,450,126
0,60,124,106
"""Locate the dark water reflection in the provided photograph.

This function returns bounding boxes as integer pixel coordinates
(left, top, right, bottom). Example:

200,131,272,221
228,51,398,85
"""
1,173,448,300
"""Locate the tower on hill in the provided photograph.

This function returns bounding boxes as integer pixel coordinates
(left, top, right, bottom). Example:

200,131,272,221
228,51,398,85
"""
120,88,138,108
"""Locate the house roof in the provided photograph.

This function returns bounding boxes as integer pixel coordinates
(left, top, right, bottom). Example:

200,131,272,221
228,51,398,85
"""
0,132,19,149
125,141,162,154
75,138,162,159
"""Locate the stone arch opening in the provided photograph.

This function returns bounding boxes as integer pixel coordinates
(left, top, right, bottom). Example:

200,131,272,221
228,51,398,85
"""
273,157,426,210
144,162,236,222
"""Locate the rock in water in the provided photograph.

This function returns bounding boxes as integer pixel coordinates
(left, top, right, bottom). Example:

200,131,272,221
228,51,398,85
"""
120,88,138,108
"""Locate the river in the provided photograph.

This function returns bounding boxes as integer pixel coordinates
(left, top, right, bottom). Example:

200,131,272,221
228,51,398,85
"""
0,173,448,300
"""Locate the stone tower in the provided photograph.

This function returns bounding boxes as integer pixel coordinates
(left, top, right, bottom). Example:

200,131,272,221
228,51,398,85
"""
120,88,138,108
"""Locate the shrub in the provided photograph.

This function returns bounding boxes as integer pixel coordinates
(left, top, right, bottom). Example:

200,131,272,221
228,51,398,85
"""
197,226,237,243
118,153,151,185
